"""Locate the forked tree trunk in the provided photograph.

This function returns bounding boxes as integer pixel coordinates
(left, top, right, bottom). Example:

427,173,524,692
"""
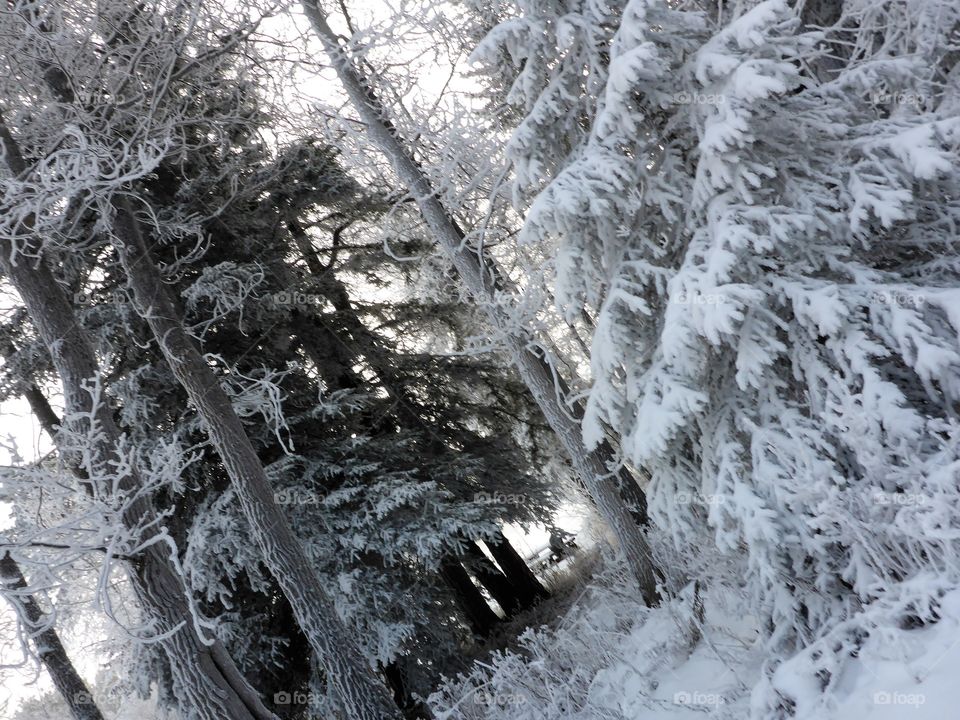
109,201,403,720
0,121,276,720
0,553,105,720
300,0,659,605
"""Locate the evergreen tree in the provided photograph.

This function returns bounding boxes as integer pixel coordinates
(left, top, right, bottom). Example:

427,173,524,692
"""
471,0,960,709
109,130,561,715
0,1,564,715
299,0,661,601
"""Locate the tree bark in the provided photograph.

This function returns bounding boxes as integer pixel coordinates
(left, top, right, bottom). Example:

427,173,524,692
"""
109,200,403,720
486,534,549,606
439,557,500,637
462,543,522,615
0,553,105,720
299,0,659,605
0,121,276,720
381,660,431,720
0,251,274,720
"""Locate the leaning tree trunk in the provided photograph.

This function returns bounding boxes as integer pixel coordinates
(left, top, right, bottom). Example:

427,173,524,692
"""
462,543,523,615
0,122,276,720
0,246,274,720
109,200,403,720
439,557,500,637
0,553,105,720
486,533,549,606
300,0,659,605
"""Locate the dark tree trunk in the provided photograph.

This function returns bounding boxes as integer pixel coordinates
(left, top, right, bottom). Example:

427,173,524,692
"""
487,534,549,607
439,558,499,637
462,543,523,616
0,554,106,720
382,661,408,709
382,660,431,720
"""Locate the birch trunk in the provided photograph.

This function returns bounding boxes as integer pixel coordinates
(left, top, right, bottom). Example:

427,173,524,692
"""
0,553,106,720
300,0,659,604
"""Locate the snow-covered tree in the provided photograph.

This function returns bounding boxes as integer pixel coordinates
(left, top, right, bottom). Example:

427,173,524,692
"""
298,0,661,602
93,128,561,712
0,1,569,716
0,1,402,717
1,552,105,720
471,0,960,711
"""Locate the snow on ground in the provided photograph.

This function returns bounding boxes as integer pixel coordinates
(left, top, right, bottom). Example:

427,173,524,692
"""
591,586,960,719
587,584,759,720
431,557,960,719
789,589,960,719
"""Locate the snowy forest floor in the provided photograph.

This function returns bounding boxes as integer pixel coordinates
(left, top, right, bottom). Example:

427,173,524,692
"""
430,549,960,719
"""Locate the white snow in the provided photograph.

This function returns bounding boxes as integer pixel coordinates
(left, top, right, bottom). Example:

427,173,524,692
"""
432,568,960,719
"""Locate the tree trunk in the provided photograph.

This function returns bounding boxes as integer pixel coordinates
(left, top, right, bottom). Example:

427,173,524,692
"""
0,553,105,720
381,660,431,720
462,543,525,615
0,248,274,720
486,534,549,607
109,200,403,720
299,0,659,605
439,557,500,637
0,122,276,720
